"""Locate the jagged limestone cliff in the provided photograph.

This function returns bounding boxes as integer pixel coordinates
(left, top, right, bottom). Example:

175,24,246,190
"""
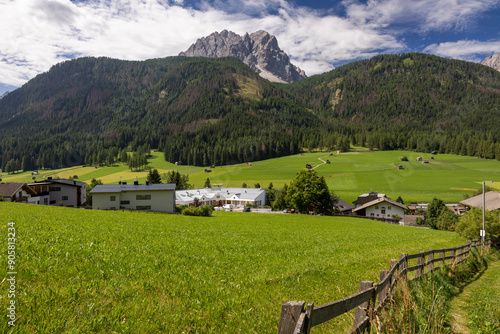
179,30,306,83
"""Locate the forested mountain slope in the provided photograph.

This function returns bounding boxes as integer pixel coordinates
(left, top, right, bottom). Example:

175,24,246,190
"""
1,53,499,172
0,56,326,170
284,53,500,153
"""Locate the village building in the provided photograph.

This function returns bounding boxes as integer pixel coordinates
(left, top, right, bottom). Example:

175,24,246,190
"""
352,192,386,208
334,198,355,213
29,178,86,207
175,187,266,208
0,182,37,203
90,182,176,213
352,197,407,221
460,191,500,211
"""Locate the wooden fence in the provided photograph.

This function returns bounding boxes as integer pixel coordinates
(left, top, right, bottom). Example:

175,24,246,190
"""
278,238,492,334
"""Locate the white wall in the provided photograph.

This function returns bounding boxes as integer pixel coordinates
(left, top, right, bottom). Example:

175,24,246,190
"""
93,190,175,213
366,203,404,219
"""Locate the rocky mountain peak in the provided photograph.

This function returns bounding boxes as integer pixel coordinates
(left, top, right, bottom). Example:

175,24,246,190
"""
481,53,500,71
179,30,306,83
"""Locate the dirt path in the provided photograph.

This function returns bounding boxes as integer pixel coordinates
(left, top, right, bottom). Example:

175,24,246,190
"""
449,255,500,333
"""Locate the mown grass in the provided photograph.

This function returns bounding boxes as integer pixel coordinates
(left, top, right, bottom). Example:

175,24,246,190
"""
2,151,499,203
0,202,466,333
449,249,500,334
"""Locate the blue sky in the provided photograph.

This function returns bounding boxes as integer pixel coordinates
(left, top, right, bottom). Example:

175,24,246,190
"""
1,0,500,96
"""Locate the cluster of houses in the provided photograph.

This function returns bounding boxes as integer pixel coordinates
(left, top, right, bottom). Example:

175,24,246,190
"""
2,179,499,225
0,177,86,207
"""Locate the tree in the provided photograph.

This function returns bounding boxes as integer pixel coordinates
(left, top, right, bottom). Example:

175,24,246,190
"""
254,183,261,188
426,197,446,229
242,183,247,188
268,182,274,190
147,169,162,184
162,170,193,190
286,170,335,215
396,196,404,204
456,208,500,243
204,178,211,188
86,178,103,206
436,209,459,231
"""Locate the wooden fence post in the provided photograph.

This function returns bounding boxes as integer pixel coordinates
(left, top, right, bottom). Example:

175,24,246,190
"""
399,254,407,280
389,259,398,298
353,281,374,333
378,270,389,307
416,251,424,278
458,246,463,263
427,250,434,273
278,301,305,334
304,302,315,334
450,249,455,266
439,250,444,267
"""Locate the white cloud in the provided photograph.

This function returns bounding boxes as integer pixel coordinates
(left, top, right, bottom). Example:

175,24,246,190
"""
0,0,499,89
424,40,500,62
343,0,500,32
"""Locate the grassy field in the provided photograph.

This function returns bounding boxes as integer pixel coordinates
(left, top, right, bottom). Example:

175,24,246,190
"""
1,150,499,203
450,250,500,333
0,202,467,333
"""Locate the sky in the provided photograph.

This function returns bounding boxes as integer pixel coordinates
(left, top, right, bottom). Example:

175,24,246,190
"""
1,0,500,96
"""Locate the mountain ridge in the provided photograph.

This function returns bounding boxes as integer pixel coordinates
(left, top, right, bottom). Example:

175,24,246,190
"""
1,53,499,172
179,30,307,83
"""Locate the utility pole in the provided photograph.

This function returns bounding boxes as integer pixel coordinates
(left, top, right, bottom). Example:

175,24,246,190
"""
482,181,493,247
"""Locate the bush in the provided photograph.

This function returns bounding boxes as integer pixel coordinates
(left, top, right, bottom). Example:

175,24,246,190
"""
456,207,500,243
181,205,213,217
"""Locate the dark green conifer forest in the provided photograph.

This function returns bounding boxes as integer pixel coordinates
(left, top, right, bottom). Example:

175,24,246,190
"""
0,53,499,172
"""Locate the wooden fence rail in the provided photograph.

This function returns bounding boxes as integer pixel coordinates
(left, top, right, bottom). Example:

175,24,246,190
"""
277,238,491,334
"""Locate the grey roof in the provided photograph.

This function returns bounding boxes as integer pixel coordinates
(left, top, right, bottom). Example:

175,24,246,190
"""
460,191,500,211
175,187,265,203
29,179,86,188
353,197,408,212
90,183,176,194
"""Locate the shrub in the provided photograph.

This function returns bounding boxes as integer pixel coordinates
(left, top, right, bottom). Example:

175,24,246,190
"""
181,205,213,217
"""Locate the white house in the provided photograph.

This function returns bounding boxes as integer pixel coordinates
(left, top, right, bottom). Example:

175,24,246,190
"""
0,182,37,203
352,197,407,221
175,187,266,208
29,178,86,207
90,182,176,213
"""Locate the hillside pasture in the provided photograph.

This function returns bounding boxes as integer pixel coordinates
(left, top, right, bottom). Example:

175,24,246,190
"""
1,151,499,203
0,202,466,333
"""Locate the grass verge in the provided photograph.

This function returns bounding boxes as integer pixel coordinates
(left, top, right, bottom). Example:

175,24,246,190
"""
378,247,499,333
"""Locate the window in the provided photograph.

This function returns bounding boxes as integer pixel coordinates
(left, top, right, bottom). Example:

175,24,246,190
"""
370,213,375,217
375,205,379,209
388,206,392,210
110,196,116,201
381,209,386,214
136,194,151,200
136,205,151,210
49,186,61,191
120,200,130,205
62,196,69,200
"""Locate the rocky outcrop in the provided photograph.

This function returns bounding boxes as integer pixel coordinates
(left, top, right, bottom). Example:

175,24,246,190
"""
179,30,306,83
481,54,500,71
0,91,9,99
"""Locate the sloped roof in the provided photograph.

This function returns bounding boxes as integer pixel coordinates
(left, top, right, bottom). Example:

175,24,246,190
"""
335,198,355,212
460,191,500,211
0,183,36,197
29,179,86,188
353,197,408,212
90,183,176,194
175,187,265,203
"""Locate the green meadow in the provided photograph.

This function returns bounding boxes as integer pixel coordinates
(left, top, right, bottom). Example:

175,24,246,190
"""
1,151,499,203
0,202,466,333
